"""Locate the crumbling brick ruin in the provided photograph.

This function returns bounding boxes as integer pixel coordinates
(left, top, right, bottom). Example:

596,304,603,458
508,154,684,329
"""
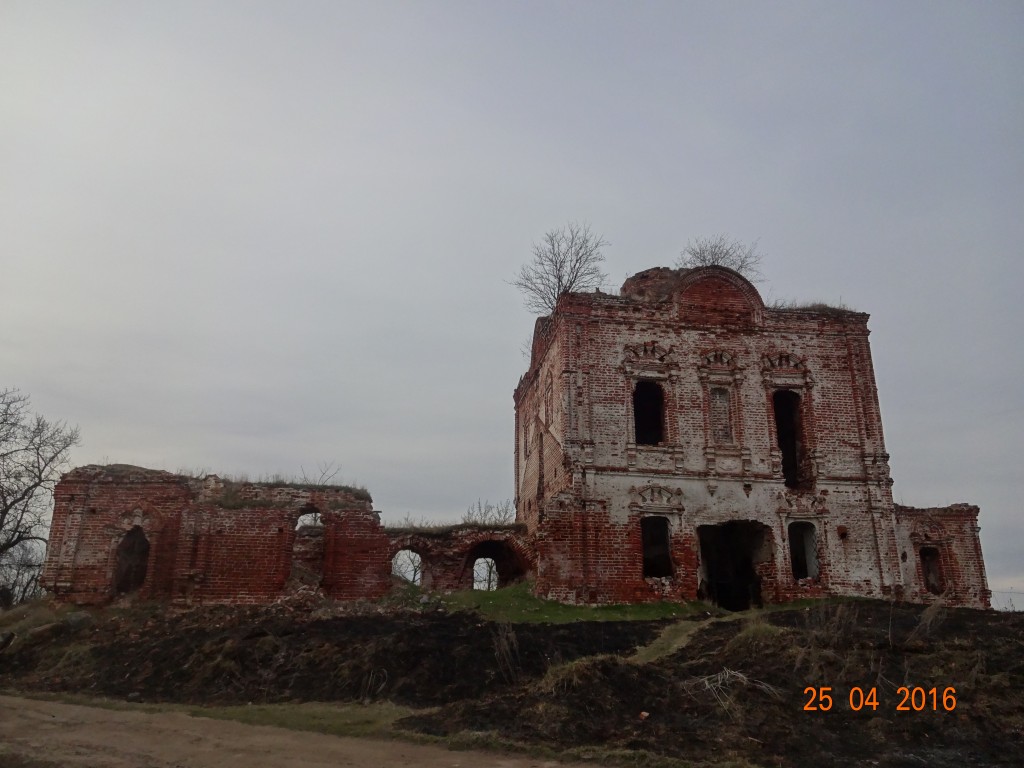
41,465,531,605
514,266,989,609
41,265,989,609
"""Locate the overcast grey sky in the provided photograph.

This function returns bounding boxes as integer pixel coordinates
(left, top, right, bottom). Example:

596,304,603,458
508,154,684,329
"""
2,1,1021,606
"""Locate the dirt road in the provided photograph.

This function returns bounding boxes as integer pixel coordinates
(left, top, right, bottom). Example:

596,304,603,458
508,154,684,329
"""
0,695,604,768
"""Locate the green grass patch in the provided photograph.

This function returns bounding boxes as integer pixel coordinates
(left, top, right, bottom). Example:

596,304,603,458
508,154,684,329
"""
629,619,709,663
440,581,701,624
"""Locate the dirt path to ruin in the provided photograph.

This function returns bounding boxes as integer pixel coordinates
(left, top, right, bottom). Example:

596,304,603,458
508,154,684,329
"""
0,695,606,768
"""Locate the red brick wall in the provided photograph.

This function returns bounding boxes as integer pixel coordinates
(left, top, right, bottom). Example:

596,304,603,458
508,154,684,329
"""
42,467,535,606
516,266,988,608
41,466,385,606
895,504,991,608
387,525,533,592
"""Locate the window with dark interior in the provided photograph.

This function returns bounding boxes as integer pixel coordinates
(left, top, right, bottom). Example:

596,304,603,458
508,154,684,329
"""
641,516,673,578
710,386,733,444
114,525,150,594
788,521,819,580
920,547,945,595
772,389,805,488
633,380,665,445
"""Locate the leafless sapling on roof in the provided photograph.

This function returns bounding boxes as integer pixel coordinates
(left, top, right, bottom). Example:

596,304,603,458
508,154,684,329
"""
677,235,764,282
512,222,609,314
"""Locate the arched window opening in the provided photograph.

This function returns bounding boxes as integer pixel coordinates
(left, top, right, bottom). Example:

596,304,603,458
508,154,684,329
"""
473,557,498,590
634,380,665,445
641,516,673,578
114,525,150,595
772,390,806,488
464,540,528,590
295,503,322,529
392,549,423,586
920,547,945,595
788,521,819,580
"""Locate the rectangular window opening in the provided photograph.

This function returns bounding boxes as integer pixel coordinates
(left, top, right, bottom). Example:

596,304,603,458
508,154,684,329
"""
634,380,665,445
788,521,819,580
920,547,945,595
773,390,806,488
641,516,673,578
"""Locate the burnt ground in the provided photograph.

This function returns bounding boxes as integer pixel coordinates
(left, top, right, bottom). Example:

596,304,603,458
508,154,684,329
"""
0,598,665,706
2,597,1023,768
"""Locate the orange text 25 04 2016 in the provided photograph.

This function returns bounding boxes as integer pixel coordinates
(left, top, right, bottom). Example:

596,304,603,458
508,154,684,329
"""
803,686,957,712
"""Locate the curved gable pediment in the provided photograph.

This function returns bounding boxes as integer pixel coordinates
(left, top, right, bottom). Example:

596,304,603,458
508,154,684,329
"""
675,267,764,327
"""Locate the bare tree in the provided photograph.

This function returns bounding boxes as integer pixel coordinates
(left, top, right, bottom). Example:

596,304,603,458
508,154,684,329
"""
678,235,764,282
463,498,515,526
0,389,80,605
512,222,609,313
0,540,45,606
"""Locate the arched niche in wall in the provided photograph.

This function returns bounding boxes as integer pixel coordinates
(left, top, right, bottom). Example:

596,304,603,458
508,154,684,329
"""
697,349,751,479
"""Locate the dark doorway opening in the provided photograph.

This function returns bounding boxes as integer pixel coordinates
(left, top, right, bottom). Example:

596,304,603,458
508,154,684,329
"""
698,521,771,611
920,547,945,595
788,521,819,580
641,516,673,577
290,506,325,587
464,540,529,589
773,390,805,488
634,380,665,445
114,525,150,595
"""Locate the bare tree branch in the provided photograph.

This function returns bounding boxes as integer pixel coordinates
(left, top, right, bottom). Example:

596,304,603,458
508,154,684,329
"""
463,498,515,526
512,222,609,314
299,460,342,487
677,235,764,282
392,548,422,586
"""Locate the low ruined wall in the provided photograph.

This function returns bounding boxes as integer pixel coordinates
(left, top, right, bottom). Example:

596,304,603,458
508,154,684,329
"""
41,465,389,606
387,524,533,592
894,504,990,608
42,465,532,606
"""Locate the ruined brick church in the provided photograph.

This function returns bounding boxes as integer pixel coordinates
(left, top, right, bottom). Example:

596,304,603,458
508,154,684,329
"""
41,266,990,609
514,266,988,609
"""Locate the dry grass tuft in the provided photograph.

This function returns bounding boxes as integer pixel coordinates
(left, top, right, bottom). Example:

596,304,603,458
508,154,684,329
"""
680,668,781,719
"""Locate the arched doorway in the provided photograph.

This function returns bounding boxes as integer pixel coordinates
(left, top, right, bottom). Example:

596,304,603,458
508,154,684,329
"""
464,540,528,590
114,525,150,595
